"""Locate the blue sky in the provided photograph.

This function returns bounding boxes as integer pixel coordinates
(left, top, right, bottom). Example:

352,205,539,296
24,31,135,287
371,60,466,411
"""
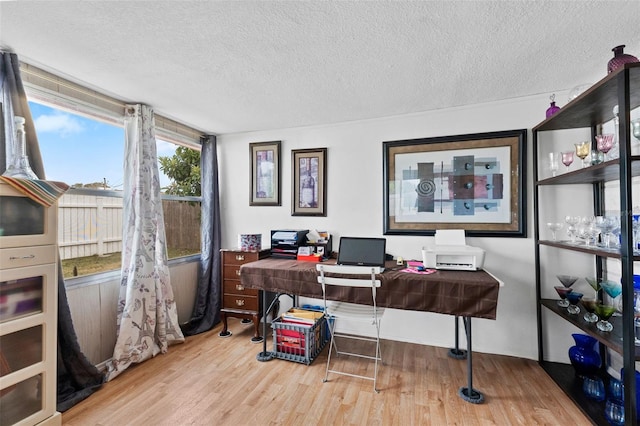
29,101,176,189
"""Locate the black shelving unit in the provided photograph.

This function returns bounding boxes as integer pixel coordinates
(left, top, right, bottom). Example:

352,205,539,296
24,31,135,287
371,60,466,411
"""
533,62,640,425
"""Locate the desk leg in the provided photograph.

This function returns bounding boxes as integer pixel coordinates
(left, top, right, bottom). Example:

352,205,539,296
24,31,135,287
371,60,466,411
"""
458,316,484,404
448,315,467,360
256,290,275,362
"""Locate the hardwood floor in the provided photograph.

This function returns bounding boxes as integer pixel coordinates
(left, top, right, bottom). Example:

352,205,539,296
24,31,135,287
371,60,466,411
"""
62,320,590,425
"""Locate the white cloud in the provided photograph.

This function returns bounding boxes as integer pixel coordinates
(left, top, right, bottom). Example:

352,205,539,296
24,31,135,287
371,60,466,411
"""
34,112,83,137
156,140,177,156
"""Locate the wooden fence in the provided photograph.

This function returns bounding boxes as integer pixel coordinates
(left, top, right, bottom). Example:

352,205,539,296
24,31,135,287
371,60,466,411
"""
57,193,200,260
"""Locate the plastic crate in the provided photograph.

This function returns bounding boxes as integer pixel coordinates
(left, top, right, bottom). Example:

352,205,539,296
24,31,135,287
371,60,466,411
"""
272,311,328,365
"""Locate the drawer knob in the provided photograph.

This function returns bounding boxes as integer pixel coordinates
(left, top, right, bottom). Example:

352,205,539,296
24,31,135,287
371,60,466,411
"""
235,299,245,306
235,255,245,261
236,284,244,291
235,269,241,276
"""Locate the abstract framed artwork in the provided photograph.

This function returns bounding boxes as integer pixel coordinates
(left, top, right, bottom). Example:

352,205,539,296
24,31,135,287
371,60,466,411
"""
383,129,527,237
250,141,281,206
292,148,327,216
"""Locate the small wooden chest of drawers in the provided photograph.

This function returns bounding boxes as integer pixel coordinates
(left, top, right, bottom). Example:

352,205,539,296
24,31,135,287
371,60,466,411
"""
220,249,275,342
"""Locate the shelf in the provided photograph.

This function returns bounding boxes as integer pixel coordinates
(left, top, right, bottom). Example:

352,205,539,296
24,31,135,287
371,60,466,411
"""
538,240,640,260
539,361,609,425
533,63,640,132
534,58,639,425
537,157,640,185
541,299,640,360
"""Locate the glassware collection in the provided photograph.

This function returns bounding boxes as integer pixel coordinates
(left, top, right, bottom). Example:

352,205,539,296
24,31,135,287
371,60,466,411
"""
544,214,633,252
547,133,620,177
542,46,640,425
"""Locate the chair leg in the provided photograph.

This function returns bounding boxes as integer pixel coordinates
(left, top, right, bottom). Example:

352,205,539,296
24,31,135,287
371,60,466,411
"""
377,320,384,366
324,317,337,383
374,320,381,392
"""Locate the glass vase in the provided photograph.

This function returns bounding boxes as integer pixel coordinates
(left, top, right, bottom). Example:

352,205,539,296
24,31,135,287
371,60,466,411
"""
607,45,639,74
568,333,601,377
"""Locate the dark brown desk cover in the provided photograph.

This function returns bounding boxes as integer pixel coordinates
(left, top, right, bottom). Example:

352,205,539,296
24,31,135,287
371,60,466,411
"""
240,258,500,320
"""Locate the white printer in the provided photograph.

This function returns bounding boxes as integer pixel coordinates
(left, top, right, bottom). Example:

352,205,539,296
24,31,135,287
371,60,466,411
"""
422,230,486,271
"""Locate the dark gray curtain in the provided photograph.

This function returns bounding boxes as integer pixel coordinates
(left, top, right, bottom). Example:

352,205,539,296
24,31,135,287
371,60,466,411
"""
181,135,222,335
0,51,104,411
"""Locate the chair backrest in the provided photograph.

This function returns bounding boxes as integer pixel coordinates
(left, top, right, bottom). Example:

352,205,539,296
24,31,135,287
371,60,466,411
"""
316,264,382,311
316,264,382,288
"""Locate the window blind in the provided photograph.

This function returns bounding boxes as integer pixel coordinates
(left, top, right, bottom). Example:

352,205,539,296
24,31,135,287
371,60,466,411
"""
20,62,203,149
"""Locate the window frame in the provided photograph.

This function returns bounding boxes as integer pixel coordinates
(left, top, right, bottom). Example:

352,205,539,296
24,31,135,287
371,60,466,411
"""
22,62,203,287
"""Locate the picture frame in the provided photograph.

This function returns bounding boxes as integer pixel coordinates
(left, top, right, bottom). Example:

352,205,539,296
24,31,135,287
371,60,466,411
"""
292,148,327,216
383,129,527,237
250,141,281,206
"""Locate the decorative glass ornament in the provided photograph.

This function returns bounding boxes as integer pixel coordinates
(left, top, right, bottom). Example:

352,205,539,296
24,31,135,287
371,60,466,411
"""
607,45,639,74
2,116,37,179
567,84,591,103
546,94,560,118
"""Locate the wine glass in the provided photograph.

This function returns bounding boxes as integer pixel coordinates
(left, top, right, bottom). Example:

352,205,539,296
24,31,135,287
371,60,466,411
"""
581,298,599,323
595,216,616,248
554,286,573,307
585,277,601,298
557,274,579,288
561,151,574,171
590,149,603,165
601,279,623,313
583,223,600,246
548,152,560,177
566,291,583,314
632,118,640,141
594,303,616,332
565,215,580,244
595,134,615,161
546,222,564,241
578,216,595,245
575,141,591,168
608,216,621,249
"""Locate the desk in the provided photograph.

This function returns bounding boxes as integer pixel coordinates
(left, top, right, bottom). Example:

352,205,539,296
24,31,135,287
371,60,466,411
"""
240,258,502,403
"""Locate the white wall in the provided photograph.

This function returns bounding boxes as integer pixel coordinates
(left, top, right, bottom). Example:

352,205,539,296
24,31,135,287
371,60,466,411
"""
217,92,574,361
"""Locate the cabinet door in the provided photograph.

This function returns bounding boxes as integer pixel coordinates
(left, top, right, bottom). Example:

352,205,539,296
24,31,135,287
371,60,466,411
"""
0,262,57,425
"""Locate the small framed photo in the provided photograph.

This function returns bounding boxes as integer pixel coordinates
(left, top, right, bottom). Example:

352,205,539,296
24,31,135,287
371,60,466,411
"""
250,141,281,206
292,148,327,216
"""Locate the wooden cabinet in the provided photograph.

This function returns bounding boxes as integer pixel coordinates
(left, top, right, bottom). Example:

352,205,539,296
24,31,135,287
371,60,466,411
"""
0,181,61,425
220,249,276,343
533,63,640,424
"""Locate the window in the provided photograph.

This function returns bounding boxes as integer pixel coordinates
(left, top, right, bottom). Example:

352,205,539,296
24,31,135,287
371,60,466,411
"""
29,100,201,280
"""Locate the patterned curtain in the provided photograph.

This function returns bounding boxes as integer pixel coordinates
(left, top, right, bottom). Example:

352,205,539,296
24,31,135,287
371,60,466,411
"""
106,104,184,380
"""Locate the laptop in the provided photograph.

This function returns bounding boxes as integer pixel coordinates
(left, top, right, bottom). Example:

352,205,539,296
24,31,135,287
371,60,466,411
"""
336,236,387,271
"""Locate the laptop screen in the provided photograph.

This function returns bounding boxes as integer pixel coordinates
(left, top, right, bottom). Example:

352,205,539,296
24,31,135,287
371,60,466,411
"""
337,237,386,268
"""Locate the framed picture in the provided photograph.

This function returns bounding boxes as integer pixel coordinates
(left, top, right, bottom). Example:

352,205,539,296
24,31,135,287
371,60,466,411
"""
383,129,527,237
250,141,281,206
292,148,327,216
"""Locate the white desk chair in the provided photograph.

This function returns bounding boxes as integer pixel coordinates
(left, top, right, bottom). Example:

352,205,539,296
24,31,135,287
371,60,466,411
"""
316,264,385,392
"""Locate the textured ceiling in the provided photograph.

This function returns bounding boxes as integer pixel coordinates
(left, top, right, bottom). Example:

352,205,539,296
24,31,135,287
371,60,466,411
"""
1,1,639,135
